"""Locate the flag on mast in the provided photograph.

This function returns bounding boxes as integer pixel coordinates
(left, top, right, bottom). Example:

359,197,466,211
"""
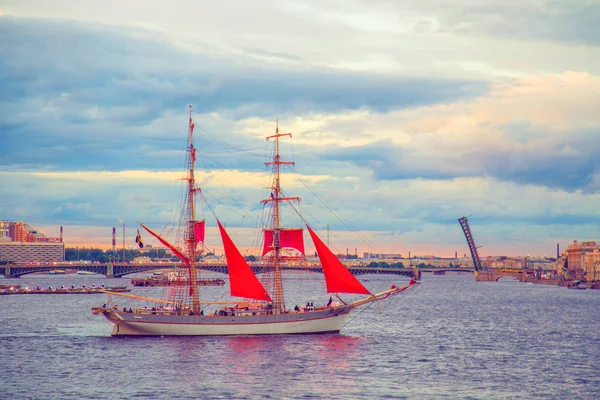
136,229,144,249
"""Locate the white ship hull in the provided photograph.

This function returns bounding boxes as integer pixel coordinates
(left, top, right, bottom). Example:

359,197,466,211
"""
101,307,353,336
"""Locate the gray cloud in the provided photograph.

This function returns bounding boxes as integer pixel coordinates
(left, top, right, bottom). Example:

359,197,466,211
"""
0,17,485,172
447,1,600,46
357,0,600,46
1,10,598,255
323,127,600,192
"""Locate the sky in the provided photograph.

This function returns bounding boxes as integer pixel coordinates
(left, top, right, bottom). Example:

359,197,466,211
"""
1,0,599,258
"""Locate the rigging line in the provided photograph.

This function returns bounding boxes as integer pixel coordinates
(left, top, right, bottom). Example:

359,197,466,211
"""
283,197,353,255
171,171,187,231
194,122,252,150
376,285,417,314
194,123,266,157
201,191,249,240
200,192,219,224
341,300,378,329
197,152,267,175
113,221,186,225
202,187,246,212
195,157,268,210
249,140,280,251
251,203,268,252
201,191,249,220
196,144,265,157
230,214,249,242
288,167,353,228
289,167,377,251
193,160,250,208
285,152,376,247
295,258,328,292
294,150,360,216
193,148,264,199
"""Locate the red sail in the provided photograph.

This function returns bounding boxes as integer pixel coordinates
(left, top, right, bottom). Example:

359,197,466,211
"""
140,223,190,267
262,228,305,256
217,220,272,302
306,225,370,295
194,220,205,249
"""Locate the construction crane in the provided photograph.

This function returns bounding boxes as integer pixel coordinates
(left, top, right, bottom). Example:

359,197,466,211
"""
458,216,484,272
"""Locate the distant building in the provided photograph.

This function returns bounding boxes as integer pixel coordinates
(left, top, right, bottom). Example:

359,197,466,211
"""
363,252,403,260
0,220,62,243
0,221,64,263
564,240,600,281
555,256,566,276
486,258,524,270
0,242,65,263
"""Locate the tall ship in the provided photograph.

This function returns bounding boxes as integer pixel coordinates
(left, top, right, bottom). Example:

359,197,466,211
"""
93,107,419,336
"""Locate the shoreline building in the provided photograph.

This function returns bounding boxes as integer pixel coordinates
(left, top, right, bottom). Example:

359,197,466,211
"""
0,221,64,264
563,240,600,281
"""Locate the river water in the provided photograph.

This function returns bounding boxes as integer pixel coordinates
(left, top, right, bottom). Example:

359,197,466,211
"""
1,273,599,399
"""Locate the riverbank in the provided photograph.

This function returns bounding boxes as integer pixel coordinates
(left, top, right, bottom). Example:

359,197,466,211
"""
0,285,130,295
131,277,225,287
523,277,600,289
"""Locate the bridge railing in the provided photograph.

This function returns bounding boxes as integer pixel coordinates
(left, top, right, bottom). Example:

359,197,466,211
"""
2,262,422,278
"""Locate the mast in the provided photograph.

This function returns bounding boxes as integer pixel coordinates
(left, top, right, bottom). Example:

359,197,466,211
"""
264,120,298,314
186,105,200,313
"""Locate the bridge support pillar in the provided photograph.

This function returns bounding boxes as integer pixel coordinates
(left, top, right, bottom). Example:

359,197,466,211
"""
412,267,421,280
475,270,526,282
5,266,19,278
106,264,114,278
475,271,494,281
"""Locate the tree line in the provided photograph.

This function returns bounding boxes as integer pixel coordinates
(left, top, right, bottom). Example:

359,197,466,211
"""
64,249,425,268
65,248,171,263
368,261,406,268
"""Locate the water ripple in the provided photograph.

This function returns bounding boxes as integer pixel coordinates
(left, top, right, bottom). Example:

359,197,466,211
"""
1,274,599,399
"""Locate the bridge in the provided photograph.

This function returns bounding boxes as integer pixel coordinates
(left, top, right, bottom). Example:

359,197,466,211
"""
419,267,475,274
0,262,418,279
475,269,527,282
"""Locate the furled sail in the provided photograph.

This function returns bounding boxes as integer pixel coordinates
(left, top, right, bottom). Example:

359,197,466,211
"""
306,225,370,295
217,220,272,302
140,223,190,267
262,228,305,256
193,220,205,249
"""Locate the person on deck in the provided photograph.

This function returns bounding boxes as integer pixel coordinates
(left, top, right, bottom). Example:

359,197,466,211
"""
327,296,333,307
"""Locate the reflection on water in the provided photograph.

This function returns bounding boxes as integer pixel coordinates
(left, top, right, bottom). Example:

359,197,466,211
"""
317,334,363,369
1,274,600,399
225,335,273,371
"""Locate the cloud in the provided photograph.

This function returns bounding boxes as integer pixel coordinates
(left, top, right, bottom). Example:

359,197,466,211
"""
8,170,600,256
337,0,600,46
439,0,600,46
4,1,599,79
0,16,485,172
318,72,600,191
1,8,599,257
